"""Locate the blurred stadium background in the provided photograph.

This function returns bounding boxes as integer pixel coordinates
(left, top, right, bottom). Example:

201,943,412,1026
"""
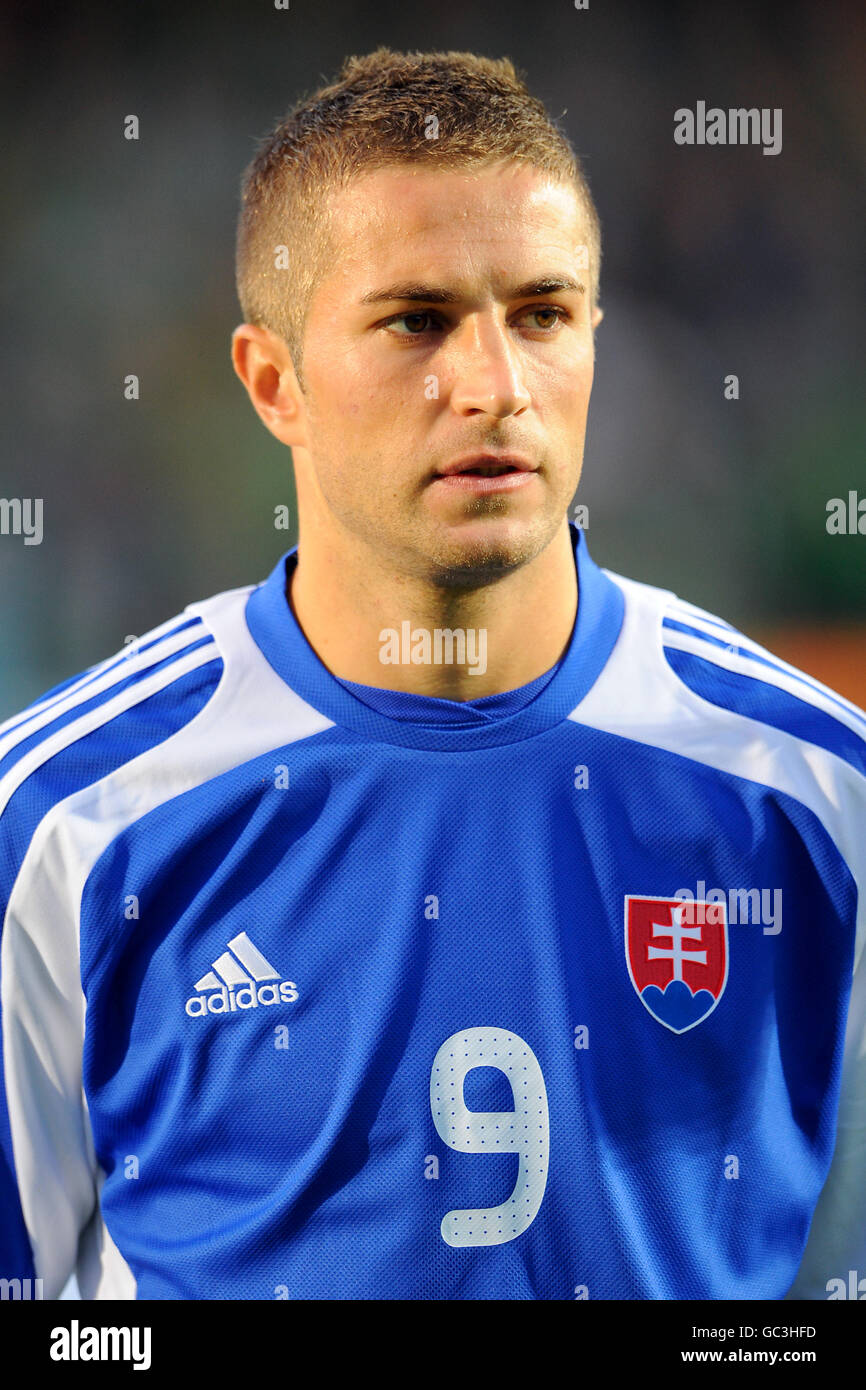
1,0,864,713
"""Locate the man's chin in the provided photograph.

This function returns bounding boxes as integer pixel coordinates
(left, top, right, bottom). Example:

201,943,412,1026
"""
421,513,555,588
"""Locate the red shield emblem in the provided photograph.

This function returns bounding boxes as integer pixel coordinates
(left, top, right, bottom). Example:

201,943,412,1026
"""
624,895,728,1033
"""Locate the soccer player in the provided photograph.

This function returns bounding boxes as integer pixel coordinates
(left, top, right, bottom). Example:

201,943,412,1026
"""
1,49,864,1301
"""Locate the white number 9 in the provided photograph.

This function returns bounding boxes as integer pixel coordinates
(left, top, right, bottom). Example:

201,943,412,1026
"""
430,1027,550,1247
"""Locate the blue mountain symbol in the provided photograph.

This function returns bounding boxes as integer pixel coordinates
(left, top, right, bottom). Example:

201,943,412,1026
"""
641,978,717,1032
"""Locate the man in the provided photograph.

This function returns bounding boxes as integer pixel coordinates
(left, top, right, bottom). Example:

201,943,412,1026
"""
1,49,863,1301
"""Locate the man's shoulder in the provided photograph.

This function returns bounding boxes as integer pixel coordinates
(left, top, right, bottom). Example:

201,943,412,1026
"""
590,564,866,786
0,581,255,830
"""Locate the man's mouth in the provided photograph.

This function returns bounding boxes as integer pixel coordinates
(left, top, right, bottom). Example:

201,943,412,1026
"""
434,454,537,478
429,454,540,495
455,464,519,476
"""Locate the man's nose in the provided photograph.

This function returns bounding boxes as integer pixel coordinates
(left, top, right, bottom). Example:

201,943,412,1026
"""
447,315,532,419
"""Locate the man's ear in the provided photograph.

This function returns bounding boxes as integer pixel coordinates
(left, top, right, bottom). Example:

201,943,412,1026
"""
230,323,307,449
591,303,604,331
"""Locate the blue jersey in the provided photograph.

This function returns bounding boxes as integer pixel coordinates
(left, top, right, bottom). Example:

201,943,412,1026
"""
1,525,864,1300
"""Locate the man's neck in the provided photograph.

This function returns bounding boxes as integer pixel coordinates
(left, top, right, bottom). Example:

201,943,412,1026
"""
286,521,578,701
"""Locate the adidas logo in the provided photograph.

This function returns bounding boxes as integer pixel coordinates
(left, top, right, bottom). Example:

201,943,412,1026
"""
185,932,299,1018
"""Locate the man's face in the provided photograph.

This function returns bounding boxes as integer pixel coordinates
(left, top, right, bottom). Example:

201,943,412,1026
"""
294,162,599,585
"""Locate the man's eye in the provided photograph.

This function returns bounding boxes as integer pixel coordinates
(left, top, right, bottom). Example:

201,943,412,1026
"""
517,306,567,331
386,312,439,336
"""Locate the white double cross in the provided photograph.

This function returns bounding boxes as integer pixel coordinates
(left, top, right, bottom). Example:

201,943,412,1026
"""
647,904,707,982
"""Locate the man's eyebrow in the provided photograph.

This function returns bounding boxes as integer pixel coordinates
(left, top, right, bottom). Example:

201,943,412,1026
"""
359,276,585,306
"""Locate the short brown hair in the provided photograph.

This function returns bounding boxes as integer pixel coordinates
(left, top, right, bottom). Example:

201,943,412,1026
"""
235,48,601,380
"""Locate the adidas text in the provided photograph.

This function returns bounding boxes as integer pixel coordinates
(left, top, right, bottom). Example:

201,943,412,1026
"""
186,979,298,1017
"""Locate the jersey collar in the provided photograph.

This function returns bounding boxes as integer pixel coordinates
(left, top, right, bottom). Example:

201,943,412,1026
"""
244,523,624,750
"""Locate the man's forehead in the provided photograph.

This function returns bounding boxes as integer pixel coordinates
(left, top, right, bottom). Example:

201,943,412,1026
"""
321,164,588,287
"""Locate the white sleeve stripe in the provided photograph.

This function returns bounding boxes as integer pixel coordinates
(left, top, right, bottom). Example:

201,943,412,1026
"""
662,629,866,752
663,610,866,729
0,614,209,742
0,643,220,821
0,636,219,783
0,624,213,760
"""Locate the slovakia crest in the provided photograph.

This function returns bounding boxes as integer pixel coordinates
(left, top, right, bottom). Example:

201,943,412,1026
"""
624,895,728,1034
